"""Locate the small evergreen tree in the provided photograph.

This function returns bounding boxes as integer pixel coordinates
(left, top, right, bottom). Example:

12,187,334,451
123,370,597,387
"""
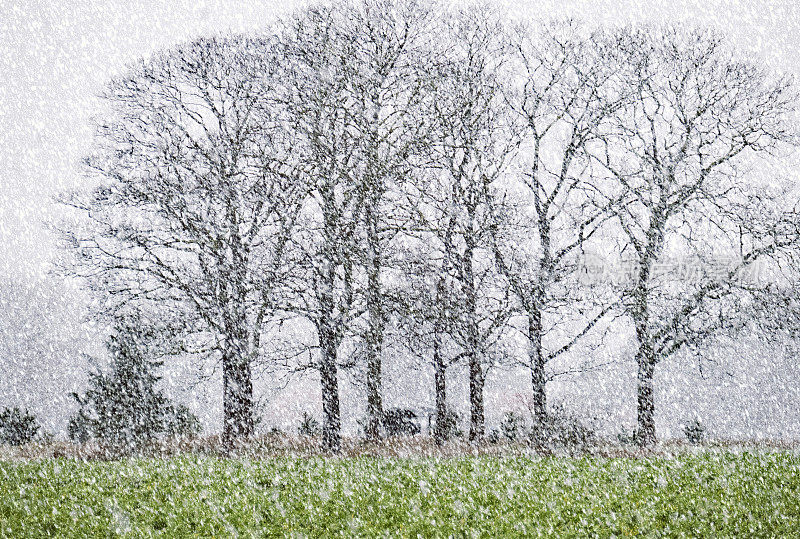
69,320,200,453
297,412,321,437
0,407,40,446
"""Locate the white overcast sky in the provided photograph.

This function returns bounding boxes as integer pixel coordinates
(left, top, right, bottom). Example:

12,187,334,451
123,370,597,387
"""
1,0,800,280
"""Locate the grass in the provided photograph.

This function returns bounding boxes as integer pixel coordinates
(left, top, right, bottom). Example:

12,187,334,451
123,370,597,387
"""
1,451,799,536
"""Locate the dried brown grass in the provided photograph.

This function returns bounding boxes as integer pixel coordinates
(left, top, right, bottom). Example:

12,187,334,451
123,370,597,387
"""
1,433,797,462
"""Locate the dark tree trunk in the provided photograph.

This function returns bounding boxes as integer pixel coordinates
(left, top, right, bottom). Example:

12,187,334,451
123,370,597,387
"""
433,329,447,445
635,344,656,447
632,216,664,448
432,276,448,445
222,345,254,451
320,337,341,453
467,274,485,442
365,345,383,441
468,352,485,441
364,195,384,441
317,182,344,454
532,216,551,435
463,235,484,441
220,202,255,451
220,242,254,451
528,307,547,434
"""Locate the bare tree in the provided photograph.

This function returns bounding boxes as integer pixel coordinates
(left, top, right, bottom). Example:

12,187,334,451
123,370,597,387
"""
420,7,520,441
277,5,369,453
337,0,436,441
278,0,439,449
60,35,304,449
596,27,799,446
489,21,626,431
387,237,465,445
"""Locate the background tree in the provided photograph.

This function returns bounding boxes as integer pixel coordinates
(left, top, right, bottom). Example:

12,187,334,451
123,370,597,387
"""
277,5,365,452
60,35,304,449
389,246,464,445
332,0,436,441
421,7,520,441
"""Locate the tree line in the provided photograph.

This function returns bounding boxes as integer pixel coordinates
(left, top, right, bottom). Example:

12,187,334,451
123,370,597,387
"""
59,0,800,452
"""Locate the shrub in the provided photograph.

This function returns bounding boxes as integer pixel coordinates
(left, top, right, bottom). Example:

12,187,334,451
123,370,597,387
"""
383,409,420,437
529,404,597,454
67,409,92,444
486,428,501,444
0,407,40,446
164,404,202,439
266,426,285,436
431,409,462,440
500,411,525,441
615,427,636,446
298,412,321,437
683,418,706,445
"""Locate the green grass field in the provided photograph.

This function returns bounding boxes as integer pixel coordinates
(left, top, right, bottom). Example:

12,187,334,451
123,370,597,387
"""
1,452,799,536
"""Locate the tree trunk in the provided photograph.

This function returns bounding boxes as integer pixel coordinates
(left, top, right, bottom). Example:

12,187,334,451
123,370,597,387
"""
220,205,255,451
635,345,656,447
433,329,447,446
317,182,344,454
468,352,485,441
222,345,254,451
320,337,341,453
464,236,484,441
632,217,664,448
632,278,656,447
528,306,547,434
365,345,383,441
431,275,448,445
364,195,384,441
532,214,551,435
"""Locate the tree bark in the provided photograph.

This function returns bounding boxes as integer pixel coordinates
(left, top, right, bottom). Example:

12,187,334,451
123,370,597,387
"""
364,343,383,441
433,288,447,445
528,306,547,433
317,181,345,454
635,346,656,447
320,336,341,453
463,236,484,441
364,193,384,442
632,219,662,448
468,352,485,441
221,240,254,451
221,344,254,451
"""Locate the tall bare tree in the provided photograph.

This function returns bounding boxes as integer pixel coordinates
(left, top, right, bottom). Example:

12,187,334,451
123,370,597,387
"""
388,231,466,445
276,5,366,453
421,7,520,441
338,0,435,441
596,27,799,446
489,21,626,431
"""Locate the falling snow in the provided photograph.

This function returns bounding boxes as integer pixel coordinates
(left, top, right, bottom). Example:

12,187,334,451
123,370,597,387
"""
1,0,800,535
